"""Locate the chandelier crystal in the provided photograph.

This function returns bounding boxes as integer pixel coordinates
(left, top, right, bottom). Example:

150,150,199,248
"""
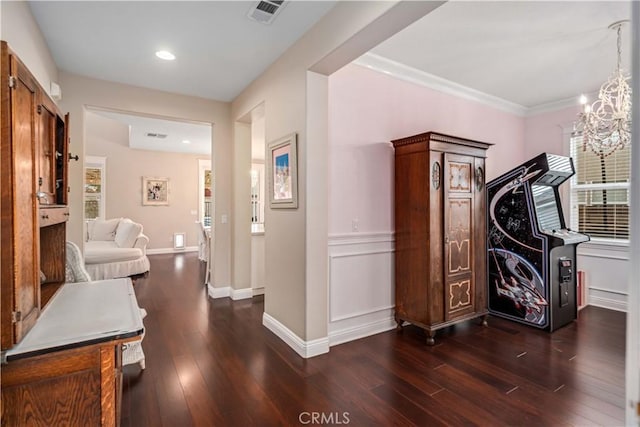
573,20,632,157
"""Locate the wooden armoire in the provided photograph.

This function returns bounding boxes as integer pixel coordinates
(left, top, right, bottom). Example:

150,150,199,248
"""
392,132,492,345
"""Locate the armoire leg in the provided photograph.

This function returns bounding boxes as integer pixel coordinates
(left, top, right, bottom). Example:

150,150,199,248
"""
395,316,404,332
426,331,436,346
481,314,488,327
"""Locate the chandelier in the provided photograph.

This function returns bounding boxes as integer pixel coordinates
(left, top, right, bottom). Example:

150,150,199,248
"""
573,20,632,157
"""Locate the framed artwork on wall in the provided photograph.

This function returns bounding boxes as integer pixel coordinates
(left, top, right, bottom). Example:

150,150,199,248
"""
267,132,298,209
142,176,169,206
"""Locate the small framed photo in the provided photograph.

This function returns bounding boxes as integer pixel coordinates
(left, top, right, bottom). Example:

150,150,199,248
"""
142,176,169,206
268,133,298,209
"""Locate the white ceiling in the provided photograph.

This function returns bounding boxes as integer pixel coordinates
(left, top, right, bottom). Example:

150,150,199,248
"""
29,1,337,102
91,109,212,155
29,0,633,140
372,1,632,109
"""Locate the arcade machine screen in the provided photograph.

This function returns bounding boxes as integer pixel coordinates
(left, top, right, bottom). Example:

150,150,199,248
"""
532,185,562,232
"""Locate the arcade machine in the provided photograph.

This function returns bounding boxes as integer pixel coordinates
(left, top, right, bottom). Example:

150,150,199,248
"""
486,153,589,331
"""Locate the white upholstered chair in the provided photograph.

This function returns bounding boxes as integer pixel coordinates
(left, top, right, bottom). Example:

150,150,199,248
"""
65,241,92,283
65,241,147,370
84,218,150,280
197,222,211,285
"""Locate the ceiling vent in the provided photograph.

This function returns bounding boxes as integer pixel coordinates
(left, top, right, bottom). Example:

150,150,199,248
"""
247,0,286,25
146,132,167,139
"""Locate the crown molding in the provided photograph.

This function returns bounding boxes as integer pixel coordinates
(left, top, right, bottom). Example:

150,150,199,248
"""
354,53,528,117
353,53,590,118
525,94,592,117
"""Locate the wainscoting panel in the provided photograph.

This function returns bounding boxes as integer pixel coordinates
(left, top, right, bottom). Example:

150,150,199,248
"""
328,232,396,346
577,242,629,312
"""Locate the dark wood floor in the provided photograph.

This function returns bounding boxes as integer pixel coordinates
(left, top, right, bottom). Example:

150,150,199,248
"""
122,252,625,426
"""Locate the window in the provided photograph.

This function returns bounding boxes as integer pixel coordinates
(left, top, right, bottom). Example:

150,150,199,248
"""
203,169,212,227
569,136,630,241
84,156,106,220
198,159,212,227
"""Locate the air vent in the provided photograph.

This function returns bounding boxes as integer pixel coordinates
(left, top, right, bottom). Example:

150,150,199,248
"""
247,0,286,25
146,132,167,139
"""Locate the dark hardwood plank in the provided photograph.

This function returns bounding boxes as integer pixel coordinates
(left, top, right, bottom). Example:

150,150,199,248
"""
122,253,625,426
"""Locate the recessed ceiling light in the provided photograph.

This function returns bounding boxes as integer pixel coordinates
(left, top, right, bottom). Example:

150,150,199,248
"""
155,50,175,61
182,140,191,144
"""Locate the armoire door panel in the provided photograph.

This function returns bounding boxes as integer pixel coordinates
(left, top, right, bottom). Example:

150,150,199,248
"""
446,278,475,317
447,198,472,274
447,161,472,192
444,153,475,321
10,54,41,345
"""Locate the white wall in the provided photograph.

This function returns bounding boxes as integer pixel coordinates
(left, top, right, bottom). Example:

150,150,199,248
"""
85,112,205,251
233,1,443,356
232,122,252,291
251,234,265,292
524,106,629,311
232,1,401,347
624,4,639,423
58,72,233,288
0,1,58,98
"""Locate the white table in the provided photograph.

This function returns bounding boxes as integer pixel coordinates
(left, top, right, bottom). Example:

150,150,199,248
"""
5,278,144,361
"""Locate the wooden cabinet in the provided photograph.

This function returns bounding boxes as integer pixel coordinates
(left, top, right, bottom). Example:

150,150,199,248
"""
1,41,70,351
1,279,144,427
392,132,492,345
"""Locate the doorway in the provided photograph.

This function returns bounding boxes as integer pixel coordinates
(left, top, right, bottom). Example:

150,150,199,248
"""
233,103,266,297
83,107,213,255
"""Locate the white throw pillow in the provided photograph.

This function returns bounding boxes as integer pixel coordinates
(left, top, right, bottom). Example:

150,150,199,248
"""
89,218,121,241
115,220,143,248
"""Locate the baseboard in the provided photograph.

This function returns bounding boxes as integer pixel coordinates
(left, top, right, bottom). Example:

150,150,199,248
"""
230,287,253,301
147,246,198,255
208,284,229,299
262,312,329,359
207,285,253,301
588,296,627,312
252,287,265,296
329,315,396,347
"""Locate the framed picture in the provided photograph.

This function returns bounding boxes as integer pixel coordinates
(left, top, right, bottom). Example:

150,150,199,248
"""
142,176,169,206
268,133,298,209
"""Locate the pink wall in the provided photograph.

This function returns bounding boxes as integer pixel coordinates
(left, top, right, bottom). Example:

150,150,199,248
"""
523,104,581,218
524,105,581,159
328,64,526,235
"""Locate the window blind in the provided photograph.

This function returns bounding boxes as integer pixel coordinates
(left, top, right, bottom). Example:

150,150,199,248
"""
84,167,103,220
569,136,630,241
